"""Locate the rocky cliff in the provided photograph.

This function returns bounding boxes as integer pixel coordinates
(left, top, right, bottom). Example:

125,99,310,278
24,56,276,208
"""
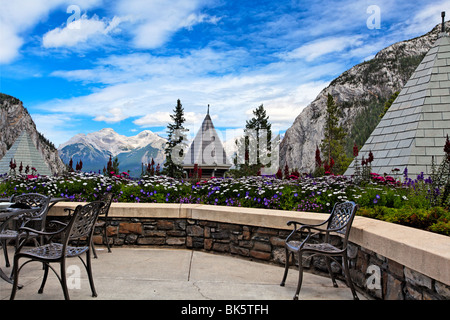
280,22,449,173
0,93,65,175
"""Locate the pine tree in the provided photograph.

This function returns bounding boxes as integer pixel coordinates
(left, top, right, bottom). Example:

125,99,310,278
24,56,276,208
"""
233,104,273,176
320,94,351,175
163,99,189,178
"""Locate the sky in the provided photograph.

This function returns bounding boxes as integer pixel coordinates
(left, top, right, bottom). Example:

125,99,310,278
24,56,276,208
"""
1,0,449,148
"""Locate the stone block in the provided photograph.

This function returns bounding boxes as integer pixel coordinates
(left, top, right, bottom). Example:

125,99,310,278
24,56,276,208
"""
119,222,143,235
230,244,250,257
384,274,404,300
166,237,185,246
250,250,271,261
213,242,230,252
187,225,204,237
253,241,272,252
404,267,432,289
157,220,174,230
137,237,165,245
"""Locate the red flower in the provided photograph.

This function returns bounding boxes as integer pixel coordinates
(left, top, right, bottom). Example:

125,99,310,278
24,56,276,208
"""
353,143,359,157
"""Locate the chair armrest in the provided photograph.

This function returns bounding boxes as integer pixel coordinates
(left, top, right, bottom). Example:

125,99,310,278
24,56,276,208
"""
287,219,328,229
18,225,66,237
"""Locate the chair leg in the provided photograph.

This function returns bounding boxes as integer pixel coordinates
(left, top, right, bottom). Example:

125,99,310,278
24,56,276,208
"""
325,256,338,287
9,256,20,300
86,250,97,297
2,240,10,268
91,239,98,259
280,248,290,286
294,252,304,300
38,263,49,294
60,260,70,300
342,255,359,300
104,224,112,253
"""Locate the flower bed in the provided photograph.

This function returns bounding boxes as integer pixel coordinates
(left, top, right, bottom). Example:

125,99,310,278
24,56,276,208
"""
0,171,449,236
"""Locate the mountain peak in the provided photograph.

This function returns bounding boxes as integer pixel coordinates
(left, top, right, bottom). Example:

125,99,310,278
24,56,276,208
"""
58,128,167,176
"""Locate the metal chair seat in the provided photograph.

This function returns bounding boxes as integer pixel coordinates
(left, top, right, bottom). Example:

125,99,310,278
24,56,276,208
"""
18,243,89,261
286,241,343,254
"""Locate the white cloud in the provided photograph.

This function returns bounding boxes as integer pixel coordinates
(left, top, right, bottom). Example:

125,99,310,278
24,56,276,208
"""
42,14,129,48
113,0,216,48
0,0,102,63
401,0,450,36
281,35,365,62
31,113,80,147
0,24,24,63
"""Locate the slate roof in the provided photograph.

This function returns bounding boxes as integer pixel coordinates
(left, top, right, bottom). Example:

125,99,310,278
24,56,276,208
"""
183,107,231,169
345,32,450,178
0,131,52,176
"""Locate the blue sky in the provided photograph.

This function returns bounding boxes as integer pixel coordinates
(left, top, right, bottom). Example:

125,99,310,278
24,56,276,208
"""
1,0,449,147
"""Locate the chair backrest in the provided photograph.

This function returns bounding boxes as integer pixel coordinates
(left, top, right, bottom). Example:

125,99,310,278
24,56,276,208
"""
10,193,50,220
326,201,358,240
66,201,104,242
98,193,113,217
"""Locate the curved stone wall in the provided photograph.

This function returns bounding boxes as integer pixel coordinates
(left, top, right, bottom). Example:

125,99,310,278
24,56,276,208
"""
49,202,450,300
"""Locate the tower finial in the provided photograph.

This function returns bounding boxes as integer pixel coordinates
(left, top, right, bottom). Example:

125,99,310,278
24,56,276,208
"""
442,11,446,33
207,104,210,115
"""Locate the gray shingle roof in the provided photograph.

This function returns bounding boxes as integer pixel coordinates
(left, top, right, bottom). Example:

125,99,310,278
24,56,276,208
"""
183,110,231,169
345,33,450,178
0,131,52,176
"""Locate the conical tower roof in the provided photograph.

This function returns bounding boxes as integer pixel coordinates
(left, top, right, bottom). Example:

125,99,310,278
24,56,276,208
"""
0,131,52,176
183,106,231,169
345,29,450,178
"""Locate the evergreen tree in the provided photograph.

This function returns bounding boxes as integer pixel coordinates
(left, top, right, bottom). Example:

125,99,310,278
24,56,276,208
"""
320,94,351,175
380,91,400,119
234,104,272,176
163,99,189,178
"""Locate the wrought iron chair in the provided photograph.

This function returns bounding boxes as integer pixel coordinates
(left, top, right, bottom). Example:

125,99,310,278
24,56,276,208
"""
280,201,359,300
10,201,105,300
64,193,114,258
0,193,51,268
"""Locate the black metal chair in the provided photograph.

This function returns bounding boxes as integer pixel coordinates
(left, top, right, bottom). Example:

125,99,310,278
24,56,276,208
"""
64,193,114,258
10,201,104,300
0,193,50,267
280,201,359,300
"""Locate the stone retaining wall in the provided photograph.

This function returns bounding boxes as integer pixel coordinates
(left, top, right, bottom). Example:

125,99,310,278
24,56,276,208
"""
49,203,450,300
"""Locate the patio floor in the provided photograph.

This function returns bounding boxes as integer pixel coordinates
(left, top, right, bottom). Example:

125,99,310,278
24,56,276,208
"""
0,246,366,301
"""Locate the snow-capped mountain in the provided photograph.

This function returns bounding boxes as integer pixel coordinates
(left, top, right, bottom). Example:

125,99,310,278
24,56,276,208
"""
58,128,167,176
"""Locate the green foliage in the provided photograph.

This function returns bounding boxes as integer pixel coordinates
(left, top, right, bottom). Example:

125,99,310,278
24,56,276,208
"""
345,97,385,157
379,91,400,119
233,104,272,176
319,94,351,175
358,206,450,236
163,99,189,178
